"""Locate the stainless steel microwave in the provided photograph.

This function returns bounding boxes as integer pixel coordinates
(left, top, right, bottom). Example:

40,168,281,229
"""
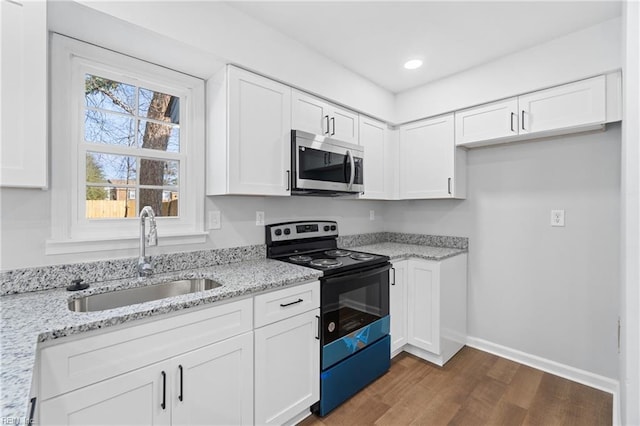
290,130,364,196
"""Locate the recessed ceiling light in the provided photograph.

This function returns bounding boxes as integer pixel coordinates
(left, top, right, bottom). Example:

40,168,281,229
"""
404,59,423,70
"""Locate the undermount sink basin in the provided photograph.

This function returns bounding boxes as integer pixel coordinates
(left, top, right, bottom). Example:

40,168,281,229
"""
69,278,223,312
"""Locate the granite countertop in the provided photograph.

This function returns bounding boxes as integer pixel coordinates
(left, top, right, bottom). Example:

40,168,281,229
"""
0,259,322,420
349,242,467,261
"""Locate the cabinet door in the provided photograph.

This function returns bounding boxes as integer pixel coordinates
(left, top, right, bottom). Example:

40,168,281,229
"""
328,105,359,144
227,66,291,196
292,89,329,136
0,0,47,188
518,75,606,135
359,116,392,199
407,260,440,354
40,362,171,426
455,97,519,146
390,260,408,354
172,332,253,426
399,114,454,199
254,309,320,425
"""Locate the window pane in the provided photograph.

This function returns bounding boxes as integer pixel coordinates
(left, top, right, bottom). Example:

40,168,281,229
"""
85,110,136,147
139,88,179,124
139,189,178,217
86,187,136,218
138,120,180,153
86,152,137,184
85,75,135,114
139,158,179,186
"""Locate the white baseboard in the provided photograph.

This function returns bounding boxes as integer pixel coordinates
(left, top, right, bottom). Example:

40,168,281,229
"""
466,336,621,426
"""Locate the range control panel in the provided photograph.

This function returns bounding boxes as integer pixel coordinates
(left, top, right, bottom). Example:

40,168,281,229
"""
266,221,338,243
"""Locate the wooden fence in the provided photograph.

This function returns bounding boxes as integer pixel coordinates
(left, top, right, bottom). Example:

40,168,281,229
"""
86,200,178,218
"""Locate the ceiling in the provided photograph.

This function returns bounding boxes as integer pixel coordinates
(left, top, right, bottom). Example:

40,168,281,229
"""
227,1,622,94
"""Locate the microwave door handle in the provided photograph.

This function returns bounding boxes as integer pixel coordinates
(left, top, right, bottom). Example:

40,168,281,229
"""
347,150,355,189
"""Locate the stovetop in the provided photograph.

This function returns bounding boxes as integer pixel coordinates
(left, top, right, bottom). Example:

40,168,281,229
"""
274,248,388,275
265,220,389,276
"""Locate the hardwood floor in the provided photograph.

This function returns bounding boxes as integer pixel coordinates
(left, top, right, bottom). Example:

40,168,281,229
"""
299,347,612,426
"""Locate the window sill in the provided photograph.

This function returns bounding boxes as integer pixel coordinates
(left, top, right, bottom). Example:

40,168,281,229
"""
45,232,209,255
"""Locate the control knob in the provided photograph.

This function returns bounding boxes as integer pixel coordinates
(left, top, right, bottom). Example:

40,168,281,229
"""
274,229,282,236
324,225,330,231
284,228,291,235
330,225,337,231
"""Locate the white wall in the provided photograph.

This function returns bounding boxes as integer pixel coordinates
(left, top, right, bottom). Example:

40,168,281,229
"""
386,126,621,379
395,17,622,124
620,1,640,424
0,189,383,269
69,1,395,122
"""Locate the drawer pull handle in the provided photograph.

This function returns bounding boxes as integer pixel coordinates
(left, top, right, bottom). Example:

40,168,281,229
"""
316,315,320,340
280,298,303,307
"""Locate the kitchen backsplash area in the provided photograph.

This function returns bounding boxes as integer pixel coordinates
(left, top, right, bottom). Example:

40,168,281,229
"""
0,232,468,296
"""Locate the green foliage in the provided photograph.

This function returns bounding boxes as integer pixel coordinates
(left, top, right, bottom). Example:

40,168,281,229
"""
86,155,107,200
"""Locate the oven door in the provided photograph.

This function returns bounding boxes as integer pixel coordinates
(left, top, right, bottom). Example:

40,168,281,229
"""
321,263,390,346
293,130,363,193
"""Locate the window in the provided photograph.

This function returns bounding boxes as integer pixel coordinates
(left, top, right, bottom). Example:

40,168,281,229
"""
48,35,206,253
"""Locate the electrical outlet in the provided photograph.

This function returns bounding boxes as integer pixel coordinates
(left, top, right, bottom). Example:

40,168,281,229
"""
551,210,565,227
370,210,375,221
208,211,221,230
256,211,265,226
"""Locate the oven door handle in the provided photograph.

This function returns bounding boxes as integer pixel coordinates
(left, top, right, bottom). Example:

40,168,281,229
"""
323,263,391,284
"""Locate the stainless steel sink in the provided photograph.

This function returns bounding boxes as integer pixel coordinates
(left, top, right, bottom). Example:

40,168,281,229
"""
69,278,222,312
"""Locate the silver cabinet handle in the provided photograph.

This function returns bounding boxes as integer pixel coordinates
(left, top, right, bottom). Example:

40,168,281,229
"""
324,115,330,134
346,150,355,189
448,178,452,195
521,110,526,131
286,170,290,191
510,112,516,132
391,267,396,285
330,117,335,136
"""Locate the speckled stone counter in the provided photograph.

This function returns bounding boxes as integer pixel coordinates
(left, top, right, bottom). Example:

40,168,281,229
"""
0,259,321,420
350,242,467,261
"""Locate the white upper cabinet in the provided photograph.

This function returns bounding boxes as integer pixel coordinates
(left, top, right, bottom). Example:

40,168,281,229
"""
359,116,395,200
399,113,466,199
207,66,291,196
518,75,606,135
455,75,608,148
292,89,359,144
0,0,47,188
455,98,519,146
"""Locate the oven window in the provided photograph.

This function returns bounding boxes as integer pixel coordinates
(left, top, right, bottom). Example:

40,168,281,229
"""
322,266,390,345
298,147,348,183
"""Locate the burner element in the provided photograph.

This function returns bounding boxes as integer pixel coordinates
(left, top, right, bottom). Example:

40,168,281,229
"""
310,258,343,268
350,252,375,261
289,255,312,263
324,250,352,257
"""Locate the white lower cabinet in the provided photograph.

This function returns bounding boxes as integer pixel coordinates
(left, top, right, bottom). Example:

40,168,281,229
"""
390,255,467,366
254,308,320,425
37,281,321,426
40,332,253,426
389,260,408,354
172,332,254,426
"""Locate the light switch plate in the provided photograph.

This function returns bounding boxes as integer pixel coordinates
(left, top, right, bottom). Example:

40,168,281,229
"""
551,210,565,227
256,211,265,226
370,210,375,221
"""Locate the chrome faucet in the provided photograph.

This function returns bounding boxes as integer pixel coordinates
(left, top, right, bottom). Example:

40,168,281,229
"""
138,206,158,277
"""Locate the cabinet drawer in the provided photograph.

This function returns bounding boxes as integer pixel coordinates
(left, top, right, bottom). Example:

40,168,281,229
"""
40,297,252,400
254,281,320,328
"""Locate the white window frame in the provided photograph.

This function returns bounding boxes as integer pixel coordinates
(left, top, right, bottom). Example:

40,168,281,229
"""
47,34,206,254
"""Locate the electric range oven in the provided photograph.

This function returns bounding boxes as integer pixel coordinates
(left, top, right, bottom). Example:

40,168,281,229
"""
266,221,391,416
